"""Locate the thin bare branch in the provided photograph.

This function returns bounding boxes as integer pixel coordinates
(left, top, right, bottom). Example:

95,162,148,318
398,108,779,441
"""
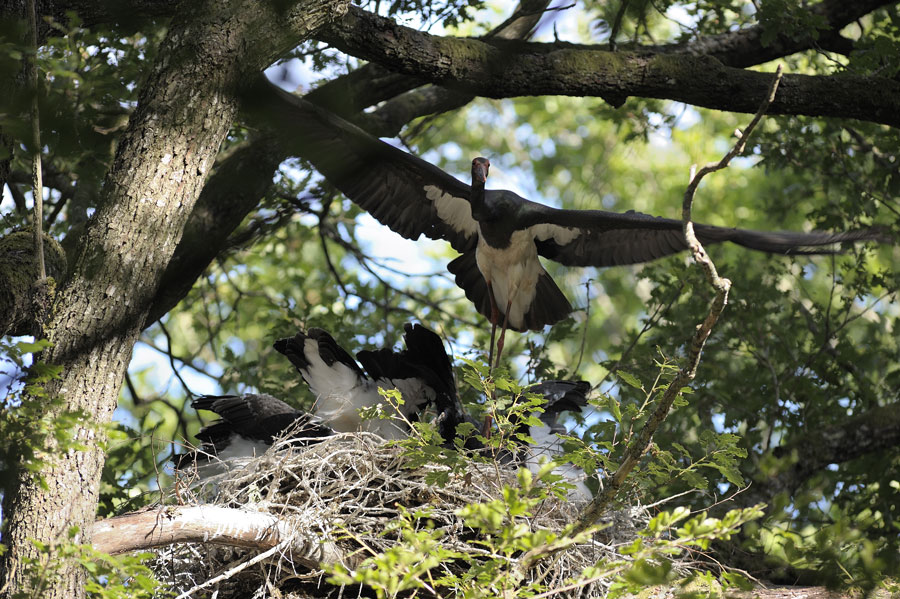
27,0,45,282
609,0,630,51
572,65,784,535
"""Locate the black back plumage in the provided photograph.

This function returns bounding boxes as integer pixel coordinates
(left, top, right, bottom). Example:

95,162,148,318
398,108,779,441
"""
175,394,333,469
402,324,479,447
430,376,590,452
524,380,590,432
274,325,457,437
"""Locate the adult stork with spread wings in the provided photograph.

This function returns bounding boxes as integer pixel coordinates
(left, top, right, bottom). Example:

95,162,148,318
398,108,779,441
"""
289,97,886,367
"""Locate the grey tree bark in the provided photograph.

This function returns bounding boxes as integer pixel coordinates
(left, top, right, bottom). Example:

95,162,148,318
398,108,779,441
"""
316,6,900,127
0,0,895,337
0,0,346,596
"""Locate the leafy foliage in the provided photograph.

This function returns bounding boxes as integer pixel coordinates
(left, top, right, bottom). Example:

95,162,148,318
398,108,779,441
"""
0,528,161,599
0,339,88,488
1,0,898,594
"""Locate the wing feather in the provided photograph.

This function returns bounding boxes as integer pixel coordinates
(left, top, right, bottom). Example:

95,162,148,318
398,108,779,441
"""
276,90,479,252
525,202,886,267
447,251,494,323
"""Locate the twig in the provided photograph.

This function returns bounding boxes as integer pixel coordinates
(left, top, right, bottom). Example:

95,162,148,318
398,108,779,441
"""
601,280,685,386
573,279,591,374
7,183,29,216
318,223,351,298
27,0,45,281
157,320,201,397
0,561,16,595
571,65,784,535
323,225,481,327
174,540,292,599
609,0,630,51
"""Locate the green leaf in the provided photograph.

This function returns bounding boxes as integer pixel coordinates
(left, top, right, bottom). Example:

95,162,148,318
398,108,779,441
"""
617,371,643,390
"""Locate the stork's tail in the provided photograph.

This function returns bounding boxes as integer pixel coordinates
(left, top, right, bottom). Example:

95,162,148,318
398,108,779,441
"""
274,329,365,377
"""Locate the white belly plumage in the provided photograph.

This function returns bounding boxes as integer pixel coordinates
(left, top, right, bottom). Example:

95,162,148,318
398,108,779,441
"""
526,424,592,501
301,337,432,440
475,228,546,330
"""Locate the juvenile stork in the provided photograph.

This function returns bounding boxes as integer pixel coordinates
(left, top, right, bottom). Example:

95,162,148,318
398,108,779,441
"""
273,327,439,439
174,394,333,475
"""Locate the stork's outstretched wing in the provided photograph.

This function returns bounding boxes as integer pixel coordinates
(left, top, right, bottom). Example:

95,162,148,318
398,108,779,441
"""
514,197,887,267
279,89,479,253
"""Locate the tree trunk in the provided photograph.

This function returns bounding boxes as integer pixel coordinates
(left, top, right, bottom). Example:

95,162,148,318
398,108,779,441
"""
0,0,344,596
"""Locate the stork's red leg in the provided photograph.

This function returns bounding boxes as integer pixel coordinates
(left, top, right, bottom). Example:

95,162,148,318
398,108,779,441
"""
486,281,500,373
484,297,513,438
480,407,494,438
494,299,512,370
482,281,500,439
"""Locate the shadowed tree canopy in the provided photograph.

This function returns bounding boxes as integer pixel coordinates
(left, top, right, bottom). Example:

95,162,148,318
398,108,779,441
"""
0,0,898,596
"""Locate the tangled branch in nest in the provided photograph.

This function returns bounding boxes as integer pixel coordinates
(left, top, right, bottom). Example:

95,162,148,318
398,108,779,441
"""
151,433,649,598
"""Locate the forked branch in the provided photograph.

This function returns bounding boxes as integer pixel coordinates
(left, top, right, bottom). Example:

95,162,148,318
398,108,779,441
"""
572,65,784,534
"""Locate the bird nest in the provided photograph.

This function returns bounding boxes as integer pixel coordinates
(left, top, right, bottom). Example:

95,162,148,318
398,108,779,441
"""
151,433,650,598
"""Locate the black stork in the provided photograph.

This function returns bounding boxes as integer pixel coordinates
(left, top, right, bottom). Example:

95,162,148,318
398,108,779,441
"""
174,394,333,475
273,326,442,439
432,372,593,500
286,98,887,368
356,323,458,427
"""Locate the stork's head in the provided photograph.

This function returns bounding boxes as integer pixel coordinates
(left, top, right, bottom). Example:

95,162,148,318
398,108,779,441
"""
471,157,490,183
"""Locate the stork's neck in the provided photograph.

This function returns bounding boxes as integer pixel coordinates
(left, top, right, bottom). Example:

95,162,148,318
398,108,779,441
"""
470,176,488,220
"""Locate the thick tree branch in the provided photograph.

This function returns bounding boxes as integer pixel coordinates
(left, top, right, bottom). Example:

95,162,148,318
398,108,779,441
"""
351,0,551,136
304,0,551,122
92,505,347,569
0,0,348,594
359,86,474,138
144,133,284,325
9,0,896,133
318,6,900,127
31,0,893,69
7,168,76,202
629,0,895,68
